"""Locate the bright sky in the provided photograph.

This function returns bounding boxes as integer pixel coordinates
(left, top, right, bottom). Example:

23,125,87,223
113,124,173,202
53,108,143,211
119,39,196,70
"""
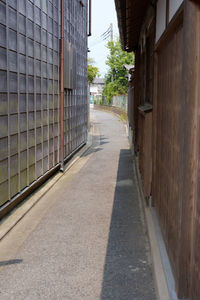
88,0,119,77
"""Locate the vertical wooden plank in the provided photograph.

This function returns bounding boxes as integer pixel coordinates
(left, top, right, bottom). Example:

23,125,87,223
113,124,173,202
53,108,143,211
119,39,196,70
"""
178,1,200,298
153,12,184,289
133,49,141,151
191,14,200,298
152,52,158,207
143,112,152,197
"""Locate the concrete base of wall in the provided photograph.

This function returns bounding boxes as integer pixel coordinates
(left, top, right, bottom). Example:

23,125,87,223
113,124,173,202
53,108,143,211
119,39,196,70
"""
129,126,179,300
150,207,180,300
134,156,170,300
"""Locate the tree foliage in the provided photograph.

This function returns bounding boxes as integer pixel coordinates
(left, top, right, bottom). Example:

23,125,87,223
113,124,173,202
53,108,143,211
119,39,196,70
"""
88,58,100,85
103,37,134,104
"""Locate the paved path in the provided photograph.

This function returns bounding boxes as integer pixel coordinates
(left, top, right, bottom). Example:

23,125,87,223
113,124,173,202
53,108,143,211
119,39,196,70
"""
0,109,156,299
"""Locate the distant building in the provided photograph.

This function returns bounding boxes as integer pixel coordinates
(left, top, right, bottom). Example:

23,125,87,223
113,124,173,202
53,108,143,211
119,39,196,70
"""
123,64,134,82
90,78,105,103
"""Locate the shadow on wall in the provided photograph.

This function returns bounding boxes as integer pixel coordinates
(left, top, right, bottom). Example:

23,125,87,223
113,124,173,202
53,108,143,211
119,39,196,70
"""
100,149,155,300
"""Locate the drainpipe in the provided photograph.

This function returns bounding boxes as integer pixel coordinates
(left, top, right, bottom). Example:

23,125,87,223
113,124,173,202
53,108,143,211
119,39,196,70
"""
88,0,92,36
60,0,65,171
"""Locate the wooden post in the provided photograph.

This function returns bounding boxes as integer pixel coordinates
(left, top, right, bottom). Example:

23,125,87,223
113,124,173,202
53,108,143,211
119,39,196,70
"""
177,1,200,298
133,49,141,152
152,52,158,207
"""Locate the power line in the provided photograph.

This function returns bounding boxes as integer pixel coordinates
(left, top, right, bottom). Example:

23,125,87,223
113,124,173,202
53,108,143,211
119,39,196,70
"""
101,27,111,37
102,31,111,40
89,39,107,48
89,24,113,49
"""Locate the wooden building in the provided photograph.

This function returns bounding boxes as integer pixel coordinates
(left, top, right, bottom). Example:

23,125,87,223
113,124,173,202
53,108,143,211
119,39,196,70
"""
115,0,200,299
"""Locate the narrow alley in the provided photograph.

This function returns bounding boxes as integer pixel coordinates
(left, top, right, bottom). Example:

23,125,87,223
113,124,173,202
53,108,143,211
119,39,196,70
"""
0,109,155,300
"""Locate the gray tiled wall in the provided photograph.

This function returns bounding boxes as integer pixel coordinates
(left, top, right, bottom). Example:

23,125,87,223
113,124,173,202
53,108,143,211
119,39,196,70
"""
0,0,88,207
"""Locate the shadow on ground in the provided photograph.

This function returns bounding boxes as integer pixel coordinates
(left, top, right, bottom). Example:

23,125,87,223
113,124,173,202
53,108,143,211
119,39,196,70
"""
0,259,23,267
100,135,109,146
100,149,155,300
82,134,109,157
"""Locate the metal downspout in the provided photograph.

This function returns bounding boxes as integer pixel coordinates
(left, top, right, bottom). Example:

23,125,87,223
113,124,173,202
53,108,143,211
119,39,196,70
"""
60,0,65,171
88,0,92,36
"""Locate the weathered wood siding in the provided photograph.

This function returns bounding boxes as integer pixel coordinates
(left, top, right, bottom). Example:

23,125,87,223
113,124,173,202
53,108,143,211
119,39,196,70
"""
116,1,200,297
138,110,152,197
127,81,134,132
153,22,183,278
180,3,200,299
136,17,155,198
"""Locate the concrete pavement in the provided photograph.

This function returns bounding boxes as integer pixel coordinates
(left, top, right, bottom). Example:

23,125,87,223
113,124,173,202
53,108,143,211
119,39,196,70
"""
0,109,156,299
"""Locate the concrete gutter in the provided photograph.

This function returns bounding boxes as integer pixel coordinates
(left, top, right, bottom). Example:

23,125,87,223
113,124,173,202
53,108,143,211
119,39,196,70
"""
134,157,170,300
0,125,94,242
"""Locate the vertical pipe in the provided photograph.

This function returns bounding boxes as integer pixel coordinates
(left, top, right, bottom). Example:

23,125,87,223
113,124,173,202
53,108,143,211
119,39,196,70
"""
88,0,92,36
166,0,169,27
60,0,65,170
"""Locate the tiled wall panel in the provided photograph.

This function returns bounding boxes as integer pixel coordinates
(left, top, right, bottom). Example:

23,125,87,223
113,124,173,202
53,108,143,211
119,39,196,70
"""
64,0,88,157
0,0,60,206
0,0,88,207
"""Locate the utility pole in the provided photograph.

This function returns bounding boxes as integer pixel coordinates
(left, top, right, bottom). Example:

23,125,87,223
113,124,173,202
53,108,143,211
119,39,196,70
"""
110,23,113,41
110,23,114,84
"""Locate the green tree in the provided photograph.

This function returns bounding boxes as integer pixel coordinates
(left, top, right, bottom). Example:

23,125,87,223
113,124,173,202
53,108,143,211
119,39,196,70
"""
88,58,100,84
103,37,134,104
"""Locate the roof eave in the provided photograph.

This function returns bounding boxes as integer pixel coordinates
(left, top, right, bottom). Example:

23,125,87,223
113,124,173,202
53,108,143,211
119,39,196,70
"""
115,0,151,52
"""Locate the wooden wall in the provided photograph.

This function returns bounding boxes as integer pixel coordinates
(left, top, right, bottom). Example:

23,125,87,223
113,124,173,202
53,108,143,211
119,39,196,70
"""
153,20,183,280
127,80,134,133
130,1,200,299
179,2,200,299
138,110,152,197
132,9,155,197
153,3,200,298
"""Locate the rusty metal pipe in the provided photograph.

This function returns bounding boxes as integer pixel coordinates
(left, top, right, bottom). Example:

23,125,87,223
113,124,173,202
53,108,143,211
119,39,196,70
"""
88,0,92,36
60,0,65,170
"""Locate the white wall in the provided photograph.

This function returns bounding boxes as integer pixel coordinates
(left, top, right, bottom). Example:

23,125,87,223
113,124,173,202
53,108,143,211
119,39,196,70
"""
90,86,98,94
156,0,166,42
169,0,183,21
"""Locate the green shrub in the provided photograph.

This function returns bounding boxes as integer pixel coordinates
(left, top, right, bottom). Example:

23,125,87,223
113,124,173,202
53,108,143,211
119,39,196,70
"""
99,99,103,105
120,114,125,122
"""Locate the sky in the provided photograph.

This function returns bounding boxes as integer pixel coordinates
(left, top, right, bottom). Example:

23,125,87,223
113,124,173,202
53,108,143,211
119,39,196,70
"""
88,0,119,77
